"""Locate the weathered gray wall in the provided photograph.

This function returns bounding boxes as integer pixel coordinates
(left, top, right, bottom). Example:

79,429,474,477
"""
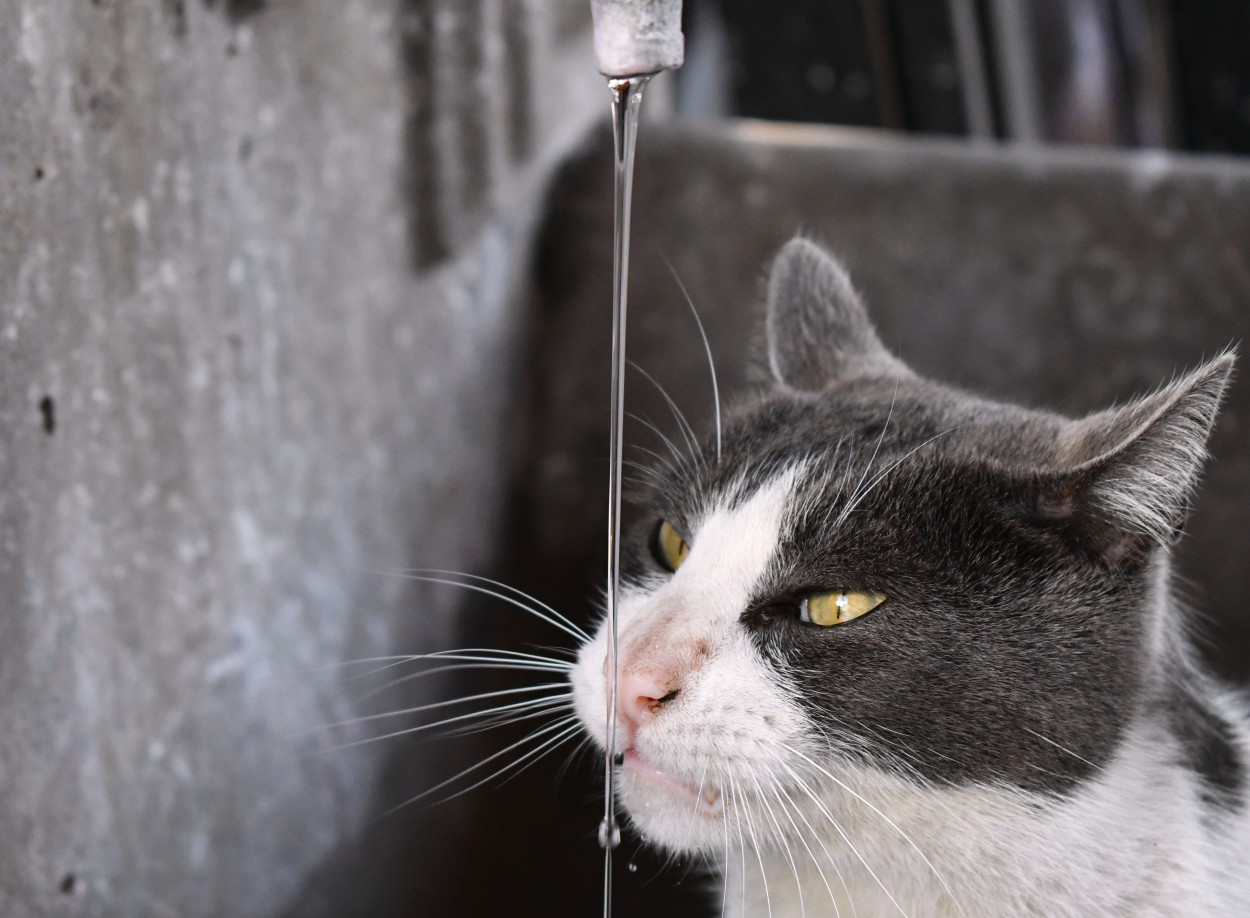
0,2,601,916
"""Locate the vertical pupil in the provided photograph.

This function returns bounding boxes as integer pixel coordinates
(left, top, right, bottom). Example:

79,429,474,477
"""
655,521,687,571
667,527,684,566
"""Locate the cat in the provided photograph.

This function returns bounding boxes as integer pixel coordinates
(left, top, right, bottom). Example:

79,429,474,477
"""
570,237,1249,917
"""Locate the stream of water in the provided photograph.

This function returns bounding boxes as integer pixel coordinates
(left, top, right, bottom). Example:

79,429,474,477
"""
600,72,653,918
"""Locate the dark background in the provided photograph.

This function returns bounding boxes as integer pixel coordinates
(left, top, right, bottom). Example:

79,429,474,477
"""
679,0,1250,154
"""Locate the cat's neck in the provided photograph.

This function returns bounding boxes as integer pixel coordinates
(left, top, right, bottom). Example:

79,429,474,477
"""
724,711,1250,917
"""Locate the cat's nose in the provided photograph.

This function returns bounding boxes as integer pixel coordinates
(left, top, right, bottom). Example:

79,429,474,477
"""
611,661,679,731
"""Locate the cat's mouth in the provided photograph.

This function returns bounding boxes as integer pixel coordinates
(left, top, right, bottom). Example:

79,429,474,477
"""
621,749,723,817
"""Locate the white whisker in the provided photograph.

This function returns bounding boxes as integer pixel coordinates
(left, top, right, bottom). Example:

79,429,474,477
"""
834,426,961,529
355,656,571,702
780,781,853,918
629,359,701,465
783,744,967,917
1022,727,1102,770
404,569,583,632
335,647,571,680
439,696,575,738
376,572,589,645
839,381,898,522
380,716,583,816
662,255,722,462
753,774,806,918
736,775,774,918
317,682,570,737
327,693,573,751
772,754,910,918
771,782,842,918
627,443,683,481
630,412,695,476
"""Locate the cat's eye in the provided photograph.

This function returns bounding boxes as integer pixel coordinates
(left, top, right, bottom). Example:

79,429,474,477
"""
799,591,886,626
652,520,690,572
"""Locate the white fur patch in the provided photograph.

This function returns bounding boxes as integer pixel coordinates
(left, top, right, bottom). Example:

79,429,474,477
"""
720,715,1250,918
572,470,812,850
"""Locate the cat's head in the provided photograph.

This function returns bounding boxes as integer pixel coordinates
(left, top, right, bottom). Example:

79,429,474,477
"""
571,238,1234,854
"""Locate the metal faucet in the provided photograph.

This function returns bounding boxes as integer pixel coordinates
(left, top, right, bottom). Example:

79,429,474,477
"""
590,0,684,78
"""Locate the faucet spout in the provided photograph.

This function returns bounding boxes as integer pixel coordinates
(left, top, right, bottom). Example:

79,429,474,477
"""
590,0,685,78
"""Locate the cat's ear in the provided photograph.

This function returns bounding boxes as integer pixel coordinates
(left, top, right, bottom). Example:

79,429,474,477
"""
766,237,909,391
1031,353,1235,566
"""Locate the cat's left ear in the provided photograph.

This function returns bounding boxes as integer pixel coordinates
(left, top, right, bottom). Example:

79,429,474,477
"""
1033,353,1235,566
766,237,911,391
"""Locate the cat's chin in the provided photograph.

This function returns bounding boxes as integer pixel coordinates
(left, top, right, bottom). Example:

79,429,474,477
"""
618,750,725,851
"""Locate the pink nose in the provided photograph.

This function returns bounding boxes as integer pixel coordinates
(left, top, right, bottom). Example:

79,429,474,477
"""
605,656,678,732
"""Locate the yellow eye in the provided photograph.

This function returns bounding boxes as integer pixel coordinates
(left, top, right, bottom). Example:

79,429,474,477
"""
800,591,887,626
653,520,690,572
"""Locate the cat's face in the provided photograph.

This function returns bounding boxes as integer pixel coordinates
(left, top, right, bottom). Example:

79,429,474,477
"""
571,238,1232,856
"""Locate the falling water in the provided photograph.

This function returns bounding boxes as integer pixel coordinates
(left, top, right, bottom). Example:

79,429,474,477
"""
600,71,653,918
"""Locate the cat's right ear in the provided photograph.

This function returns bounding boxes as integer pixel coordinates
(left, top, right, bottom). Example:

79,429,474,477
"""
766,237,909,391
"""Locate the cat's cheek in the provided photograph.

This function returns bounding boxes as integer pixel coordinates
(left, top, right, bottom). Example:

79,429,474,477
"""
571,634,614,751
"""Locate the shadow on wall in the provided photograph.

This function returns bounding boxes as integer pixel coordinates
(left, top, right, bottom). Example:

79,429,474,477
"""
401,0,539,270
204,0,268,23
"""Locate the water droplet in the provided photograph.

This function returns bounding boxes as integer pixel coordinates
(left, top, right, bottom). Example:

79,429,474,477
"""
598,816,621,850
627,861,638,873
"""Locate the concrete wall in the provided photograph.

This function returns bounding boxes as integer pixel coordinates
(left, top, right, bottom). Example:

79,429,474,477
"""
0,2,601,916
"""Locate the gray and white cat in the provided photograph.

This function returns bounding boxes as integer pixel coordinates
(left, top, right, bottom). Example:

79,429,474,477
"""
571,238,1249,917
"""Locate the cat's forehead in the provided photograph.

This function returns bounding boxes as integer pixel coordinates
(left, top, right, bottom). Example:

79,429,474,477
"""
652,376,1063,526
